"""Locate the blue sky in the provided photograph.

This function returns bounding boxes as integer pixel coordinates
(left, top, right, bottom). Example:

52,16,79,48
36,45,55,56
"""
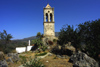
0,0,100,40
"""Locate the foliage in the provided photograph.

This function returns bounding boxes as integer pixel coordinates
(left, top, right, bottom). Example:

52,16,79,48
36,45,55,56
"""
58,25,74,45
53,39,57,43
0,30,13,53
0,30,28,53
41,45,47,51
19,55,27,61
58,19,100,64
36,32,43,39
35,52,47,56
31,38,43,48
53,56,57,59
78,19,100,62
31,38,47,52
36,32,41,37
58,25,81,49
21,56,44,67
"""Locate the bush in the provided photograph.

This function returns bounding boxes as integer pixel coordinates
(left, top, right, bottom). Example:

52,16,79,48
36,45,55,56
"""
42,45,47,51
35,52,47,56
20,55,27,63
4,48,12,54
31,38,43,48
21,56,44,67
53,56,57,59
53,39,57,43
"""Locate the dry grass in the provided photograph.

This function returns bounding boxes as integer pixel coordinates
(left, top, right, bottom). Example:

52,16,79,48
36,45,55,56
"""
41,55,73,67
8,61,21,67
8,51,35,67
7,51,73,67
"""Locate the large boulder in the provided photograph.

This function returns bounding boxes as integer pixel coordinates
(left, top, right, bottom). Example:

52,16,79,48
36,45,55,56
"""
11,53,19,62
61,45,76,56
0,51,5,60
0,60,8,67
7,58,13,63
7,53,19,62
0,51,8,67
7,53,13,57
70,51,99,67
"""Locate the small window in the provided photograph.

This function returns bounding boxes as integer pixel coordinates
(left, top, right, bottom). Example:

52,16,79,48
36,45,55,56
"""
48,11,50,13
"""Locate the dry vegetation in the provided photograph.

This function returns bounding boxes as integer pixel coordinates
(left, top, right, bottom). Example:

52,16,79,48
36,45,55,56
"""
41,55,73,67
7,51,73,67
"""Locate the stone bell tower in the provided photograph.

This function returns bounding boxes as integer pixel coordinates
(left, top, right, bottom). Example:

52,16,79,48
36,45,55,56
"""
43,4,55,37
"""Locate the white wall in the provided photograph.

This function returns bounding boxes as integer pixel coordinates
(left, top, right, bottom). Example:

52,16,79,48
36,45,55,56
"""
27,46,33,51
16,46,33,53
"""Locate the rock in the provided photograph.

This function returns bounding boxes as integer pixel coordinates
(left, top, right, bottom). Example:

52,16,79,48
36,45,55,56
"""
70,51,99,67
65,45,76,54
56,55,61,58
11,53,19,62
41,64,44,67
47,46,50,50
58,45,61,50
68,42,71,46
7,58,13,63
61,45,76,56
7,53,19,62
0,51,5,60
0,60,8,67
0,51,8,67
60,55,65,59
7,53,13,57
48,53,52,56
46,61,49,62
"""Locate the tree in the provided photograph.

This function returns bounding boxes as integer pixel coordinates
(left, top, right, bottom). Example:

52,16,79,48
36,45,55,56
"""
0,30,13,53
31,38,44,51
58,25,74,45
36,32,41,38
36,32,43,40
58,19,100,64
58,24,81,49
78,19,100,62
32,38,43,48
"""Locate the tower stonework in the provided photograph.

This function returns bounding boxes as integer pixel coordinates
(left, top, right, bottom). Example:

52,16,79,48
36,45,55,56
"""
43,4,55,37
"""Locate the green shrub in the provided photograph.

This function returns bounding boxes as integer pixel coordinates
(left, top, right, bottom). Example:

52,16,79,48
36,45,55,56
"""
20,56,27,64
35,52,47,56
53,39,57,42
21,56,44,67
4,48,12,54
42,45,47,51
53,56,57,59
31,38,43,48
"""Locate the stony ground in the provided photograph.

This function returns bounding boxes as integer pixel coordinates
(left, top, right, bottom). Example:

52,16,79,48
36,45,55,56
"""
41,55,73,67
8,51,73,67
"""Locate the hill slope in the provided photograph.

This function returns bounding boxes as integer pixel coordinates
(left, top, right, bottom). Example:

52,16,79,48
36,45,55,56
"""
13,32,59,42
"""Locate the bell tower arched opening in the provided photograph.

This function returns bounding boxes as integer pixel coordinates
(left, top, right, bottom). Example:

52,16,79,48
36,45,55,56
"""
50,13,52,22
43,4,55,37
46,13,48,22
